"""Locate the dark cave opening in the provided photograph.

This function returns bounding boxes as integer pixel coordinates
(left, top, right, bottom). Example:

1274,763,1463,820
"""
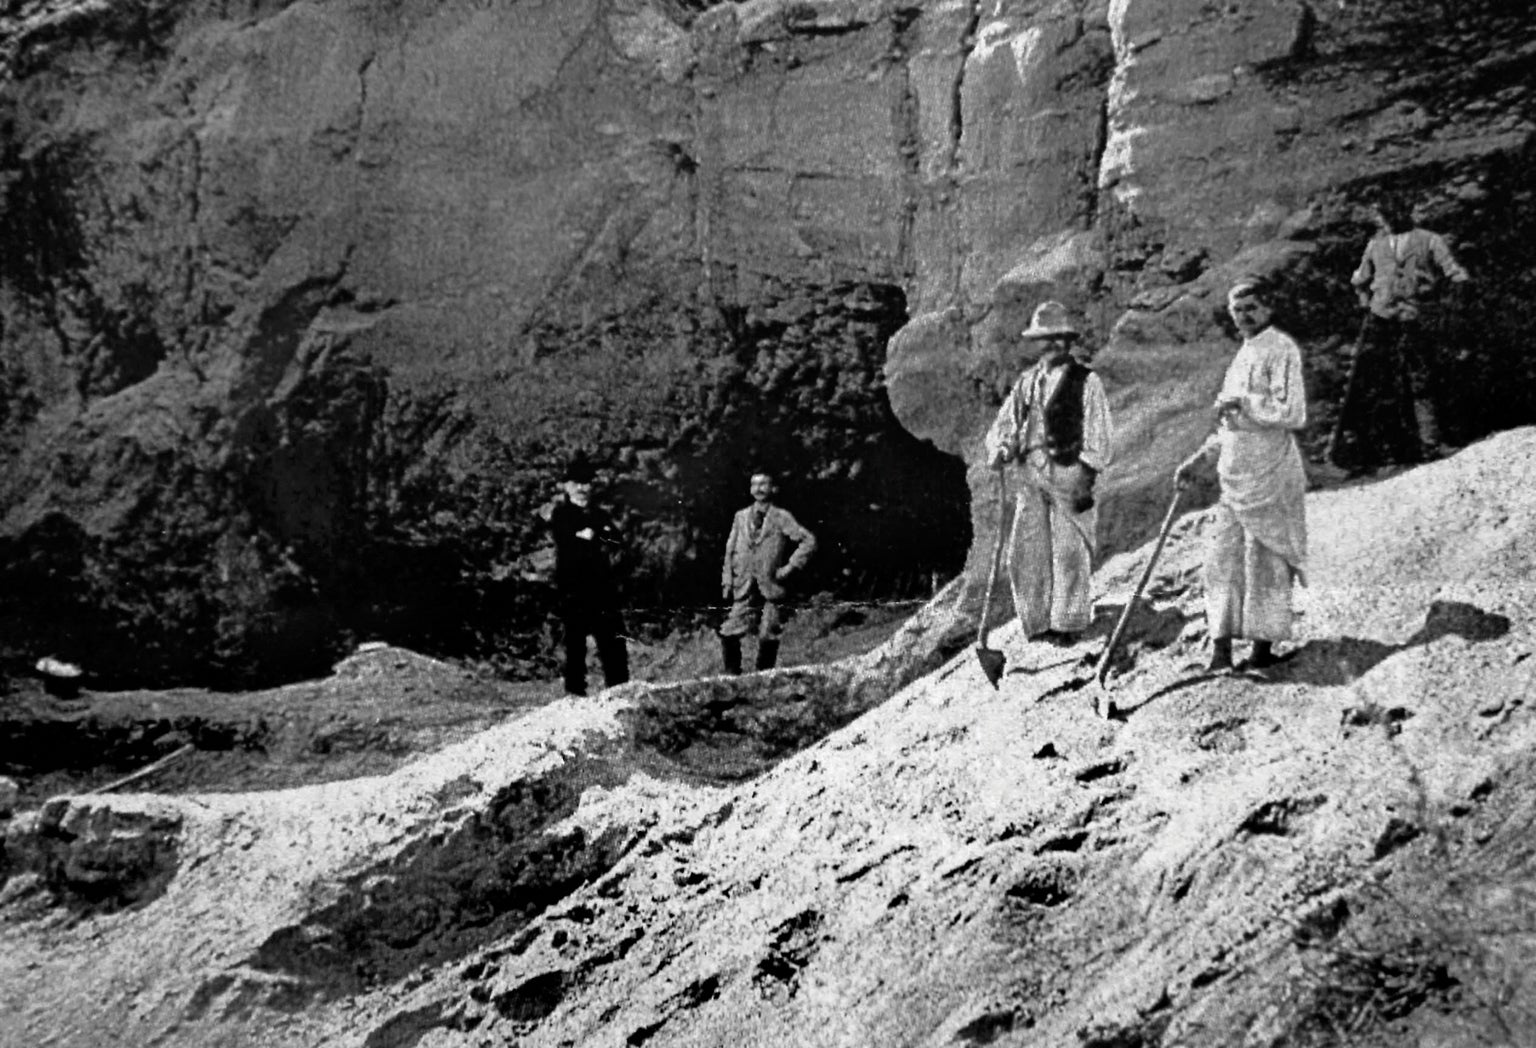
0,280,969,693
369,278,972,686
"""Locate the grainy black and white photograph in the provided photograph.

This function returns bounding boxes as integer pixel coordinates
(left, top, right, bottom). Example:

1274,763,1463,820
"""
2,0,1534,1044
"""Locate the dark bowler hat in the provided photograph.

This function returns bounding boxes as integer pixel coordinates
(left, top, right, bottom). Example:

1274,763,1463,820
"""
564,453,596,483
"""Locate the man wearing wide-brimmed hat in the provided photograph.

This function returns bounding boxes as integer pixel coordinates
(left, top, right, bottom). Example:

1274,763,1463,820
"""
1176,279,1308,672
983,300,1114,646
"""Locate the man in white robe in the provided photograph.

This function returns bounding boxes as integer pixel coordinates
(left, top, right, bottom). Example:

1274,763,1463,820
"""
1177,281,1308,671
984,301,1114,644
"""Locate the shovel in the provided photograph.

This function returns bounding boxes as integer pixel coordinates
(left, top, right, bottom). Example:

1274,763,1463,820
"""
1090,483,1186,717
1323,314,1372,466
975,469,1010,688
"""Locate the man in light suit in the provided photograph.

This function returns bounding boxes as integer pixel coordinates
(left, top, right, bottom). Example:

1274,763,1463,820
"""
719,470,817,673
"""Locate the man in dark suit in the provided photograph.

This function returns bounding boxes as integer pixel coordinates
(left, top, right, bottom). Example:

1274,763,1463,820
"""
538,454,629,696
718,470,817,673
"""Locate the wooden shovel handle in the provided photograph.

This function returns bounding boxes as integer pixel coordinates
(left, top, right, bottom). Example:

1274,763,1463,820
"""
1094,485,1185,688
976,469,1009,649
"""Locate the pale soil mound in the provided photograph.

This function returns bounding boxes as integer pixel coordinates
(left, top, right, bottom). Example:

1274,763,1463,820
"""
4,431,1536,1048
0,648,533,806
0,598,923,807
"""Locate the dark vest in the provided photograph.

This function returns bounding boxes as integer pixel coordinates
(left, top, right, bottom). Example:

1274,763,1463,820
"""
1040,361,1092,465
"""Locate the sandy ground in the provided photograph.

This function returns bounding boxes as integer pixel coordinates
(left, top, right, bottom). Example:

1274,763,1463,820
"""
0,599,920,806
3,431,1536,1048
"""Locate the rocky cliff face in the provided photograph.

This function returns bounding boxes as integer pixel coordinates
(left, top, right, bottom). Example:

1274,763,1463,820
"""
885,0,1536,562
1,0,1532,685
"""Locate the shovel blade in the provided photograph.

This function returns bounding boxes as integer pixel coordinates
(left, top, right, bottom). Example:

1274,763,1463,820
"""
1091,656,1115,718
1094,677,1115,719
975,645,1006,688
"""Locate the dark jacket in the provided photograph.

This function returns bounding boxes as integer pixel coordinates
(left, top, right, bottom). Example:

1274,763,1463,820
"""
722,504,817,601
548,498,622,606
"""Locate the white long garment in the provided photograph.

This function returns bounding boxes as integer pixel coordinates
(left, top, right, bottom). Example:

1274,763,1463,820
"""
1205,326,1309,577
1196,326,1308,641
983,360,1114,635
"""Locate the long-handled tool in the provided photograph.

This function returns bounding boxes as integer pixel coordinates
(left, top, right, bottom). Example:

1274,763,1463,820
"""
1323,314,1372,466
974,469,1010,688
1091,484,1185,717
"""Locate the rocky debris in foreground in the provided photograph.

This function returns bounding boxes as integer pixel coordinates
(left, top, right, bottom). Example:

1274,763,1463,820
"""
2,429,1536,1047
0,582,966,1045
0,648,531,807
0,594,936,809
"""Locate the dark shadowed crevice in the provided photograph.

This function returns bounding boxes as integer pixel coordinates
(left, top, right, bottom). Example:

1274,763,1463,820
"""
1085,71,1111,231
618,668,868,783
358,1002,451,1048
956,1009,1024,1045
2,0,189,77
752,908,822,1002
892,5,922,277
1239,795,1327,837
667,279,969,603
492,969,570,1022
948,0,982,172
666,0,738,26
1004,862,1077,907
0,137,90,302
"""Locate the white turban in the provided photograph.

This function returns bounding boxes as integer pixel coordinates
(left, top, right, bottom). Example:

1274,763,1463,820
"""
1227,280,1263,302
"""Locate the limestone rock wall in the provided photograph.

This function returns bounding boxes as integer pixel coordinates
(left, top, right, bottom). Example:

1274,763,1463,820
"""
885,0,1536,596
1,0,1533,684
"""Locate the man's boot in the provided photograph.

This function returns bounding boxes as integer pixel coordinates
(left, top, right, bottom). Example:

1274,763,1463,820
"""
1246,640,1277,670
720,634,743,676
1208,637,1233,673
562,621,587,697
755,638,780,671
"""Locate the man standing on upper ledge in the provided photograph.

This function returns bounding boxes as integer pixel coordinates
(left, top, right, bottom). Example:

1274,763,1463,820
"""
1176,280,1308,673
984,300,1113,646
1329,192,1471,473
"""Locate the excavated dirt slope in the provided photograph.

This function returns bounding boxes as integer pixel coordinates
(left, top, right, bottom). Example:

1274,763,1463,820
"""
3,429,1536,1047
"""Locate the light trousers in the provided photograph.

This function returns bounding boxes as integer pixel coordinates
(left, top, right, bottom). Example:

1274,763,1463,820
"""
1007,483,1093,637
1204,503,1295,642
